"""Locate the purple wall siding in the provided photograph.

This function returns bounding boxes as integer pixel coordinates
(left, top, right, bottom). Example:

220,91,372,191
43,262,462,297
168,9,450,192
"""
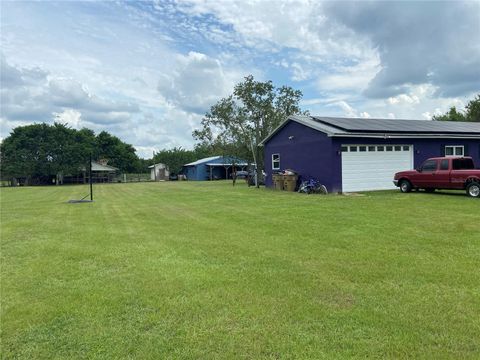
263,121,336,189
264,120,480,193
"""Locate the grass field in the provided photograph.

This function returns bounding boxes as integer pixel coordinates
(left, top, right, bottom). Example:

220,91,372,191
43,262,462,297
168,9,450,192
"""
1,182,479,359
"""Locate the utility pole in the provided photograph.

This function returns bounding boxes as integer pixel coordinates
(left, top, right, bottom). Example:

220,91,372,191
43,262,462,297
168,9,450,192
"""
89,154,93,201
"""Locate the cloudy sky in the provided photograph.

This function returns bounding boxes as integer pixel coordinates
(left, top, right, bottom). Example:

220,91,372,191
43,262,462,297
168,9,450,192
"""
1,0,479,158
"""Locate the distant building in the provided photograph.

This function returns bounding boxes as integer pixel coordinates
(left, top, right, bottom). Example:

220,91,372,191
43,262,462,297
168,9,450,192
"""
183,156,250,181
8,160,119,186
148,163,169,181
82,161,118,183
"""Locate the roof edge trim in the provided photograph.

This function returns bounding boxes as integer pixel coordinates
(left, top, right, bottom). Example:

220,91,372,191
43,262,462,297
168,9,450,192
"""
331,133,480,139
258,115,332,146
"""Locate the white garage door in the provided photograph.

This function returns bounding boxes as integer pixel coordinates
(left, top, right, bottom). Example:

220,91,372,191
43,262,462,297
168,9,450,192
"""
341,144,413,192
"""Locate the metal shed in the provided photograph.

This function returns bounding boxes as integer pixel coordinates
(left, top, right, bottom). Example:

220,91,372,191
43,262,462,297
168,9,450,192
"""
183,156,250,181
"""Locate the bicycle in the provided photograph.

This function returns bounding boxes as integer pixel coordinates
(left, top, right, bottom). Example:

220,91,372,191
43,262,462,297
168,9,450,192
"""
298,179,328,195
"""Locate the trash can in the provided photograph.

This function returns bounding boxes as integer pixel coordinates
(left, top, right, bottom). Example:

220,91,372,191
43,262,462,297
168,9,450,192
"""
283,175,298,192
272,174,284,190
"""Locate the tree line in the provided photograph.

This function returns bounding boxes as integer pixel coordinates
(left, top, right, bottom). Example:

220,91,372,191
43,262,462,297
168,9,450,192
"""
0,123,146,185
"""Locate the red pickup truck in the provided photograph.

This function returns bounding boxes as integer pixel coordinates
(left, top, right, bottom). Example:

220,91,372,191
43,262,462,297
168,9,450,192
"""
393,157,480,197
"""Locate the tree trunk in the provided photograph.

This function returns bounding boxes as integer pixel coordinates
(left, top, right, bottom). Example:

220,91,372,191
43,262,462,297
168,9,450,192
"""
255,145,261,188
254,127,263,188
249,138,259,188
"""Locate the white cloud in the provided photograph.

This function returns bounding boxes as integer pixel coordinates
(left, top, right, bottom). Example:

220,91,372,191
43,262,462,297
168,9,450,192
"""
53,109,82,129
422,108,444,120
422,112,432,120
111,106,204,158
326,103,371,119
174,0,479,111
290,62,309,82
388,94,420,105
0,57,144,149
323,1,480,98
157,51,243,114
332,101,357,117
316,54,381,93
374,84,472,120
176,1,384,89
1,61,140,126
177,0,374,58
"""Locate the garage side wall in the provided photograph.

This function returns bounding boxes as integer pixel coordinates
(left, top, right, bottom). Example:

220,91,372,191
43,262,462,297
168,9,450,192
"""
263,121,339,191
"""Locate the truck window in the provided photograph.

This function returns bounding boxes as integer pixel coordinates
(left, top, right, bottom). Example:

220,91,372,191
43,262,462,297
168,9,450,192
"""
440,159,449,170
421,160,438,172
452,158,474,170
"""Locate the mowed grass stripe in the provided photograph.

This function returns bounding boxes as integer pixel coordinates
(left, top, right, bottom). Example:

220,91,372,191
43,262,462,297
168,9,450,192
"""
1,182,479,359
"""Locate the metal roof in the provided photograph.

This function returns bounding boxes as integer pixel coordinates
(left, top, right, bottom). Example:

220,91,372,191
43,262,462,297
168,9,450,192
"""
81,161,118,172
91,161,118,172
185,156,251,167
148,163,167,169
205,163,250,167
184,156,222,166
311,116,480,134
259,115,480,145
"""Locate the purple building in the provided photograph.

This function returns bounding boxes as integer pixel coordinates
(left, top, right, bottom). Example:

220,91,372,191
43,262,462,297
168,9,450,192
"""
260,116,480,193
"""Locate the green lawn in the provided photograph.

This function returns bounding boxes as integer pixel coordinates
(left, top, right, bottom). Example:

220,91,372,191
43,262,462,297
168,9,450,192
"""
1,182,479,359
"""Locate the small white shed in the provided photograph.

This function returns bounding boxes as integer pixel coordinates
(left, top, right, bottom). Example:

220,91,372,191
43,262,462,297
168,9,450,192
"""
148,163,169,181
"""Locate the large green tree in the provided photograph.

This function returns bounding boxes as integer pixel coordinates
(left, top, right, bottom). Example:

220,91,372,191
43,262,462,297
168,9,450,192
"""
433,94,480,122
1,123,143,184
193,75,306,186
0,123,90,184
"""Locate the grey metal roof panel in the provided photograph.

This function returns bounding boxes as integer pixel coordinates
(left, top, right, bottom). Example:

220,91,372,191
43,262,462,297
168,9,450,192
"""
206,163,250,166
312,116,480,134
258,115,346,146
259,115,480,146
289,115,348,134
148,163,167,168
184,156,250,167
81,161,118,172
184,156,221,166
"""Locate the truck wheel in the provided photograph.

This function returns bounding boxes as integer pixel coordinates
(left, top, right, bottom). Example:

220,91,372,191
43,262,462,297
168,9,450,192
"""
466,182,480,198
425,188,435,193
399,180,412,193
